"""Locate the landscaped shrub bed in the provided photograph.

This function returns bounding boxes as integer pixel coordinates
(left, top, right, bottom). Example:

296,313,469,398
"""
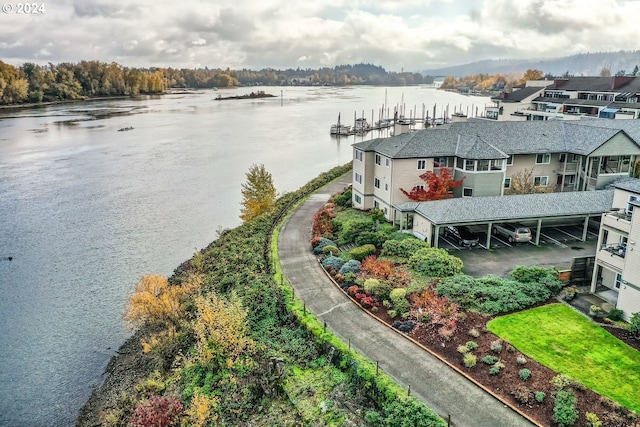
313,199,640,427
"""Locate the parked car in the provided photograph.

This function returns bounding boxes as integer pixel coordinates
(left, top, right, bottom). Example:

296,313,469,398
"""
444,225,479,247
492,223,532,243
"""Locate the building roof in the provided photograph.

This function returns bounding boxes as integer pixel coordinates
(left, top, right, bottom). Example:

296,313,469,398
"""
612,177,640,194
395,190,614,225
353,119,640,159
550,76,640,93
491,86,547,103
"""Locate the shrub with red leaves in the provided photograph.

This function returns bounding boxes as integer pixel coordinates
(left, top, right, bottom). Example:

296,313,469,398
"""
130,394,183,427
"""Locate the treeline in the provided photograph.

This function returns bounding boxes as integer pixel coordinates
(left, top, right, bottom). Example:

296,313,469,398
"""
439,69,546,93
0,60,434,106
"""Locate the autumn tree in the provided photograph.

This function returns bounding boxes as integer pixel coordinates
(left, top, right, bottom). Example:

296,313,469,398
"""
517,69,544,85
240,163,276,222
504,168,555,195
124,274,200,329
400,167,464,201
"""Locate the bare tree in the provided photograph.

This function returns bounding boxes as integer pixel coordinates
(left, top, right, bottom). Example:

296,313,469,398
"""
505,168,555,195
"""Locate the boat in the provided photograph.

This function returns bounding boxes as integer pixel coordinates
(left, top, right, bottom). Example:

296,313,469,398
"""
353,117,371,133
330,113,353,135
117,126,134,132
375,118,392,129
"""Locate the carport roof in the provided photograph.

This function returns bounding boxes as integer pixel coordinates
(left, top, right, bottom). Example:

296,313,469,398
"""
395,190,614,225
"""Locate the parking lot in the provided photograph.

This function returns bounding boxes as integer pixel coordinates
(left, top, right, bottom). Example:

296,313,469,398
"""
437,224,600,251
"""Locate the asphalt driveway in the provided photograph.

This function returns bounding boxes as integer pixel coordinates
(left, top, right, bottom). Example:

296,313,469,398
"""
278,175,537,427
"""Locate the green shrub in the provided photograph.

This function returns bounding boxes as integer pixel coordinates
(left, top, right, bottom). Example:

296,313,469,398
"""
457,345,470,354
322,245,340,256
553,389,578,427
510,266,562,293
338,260,361,275
363,278,392,300
467,328,480,338
355,231,388,247
628,312,640,339
322,256,345,271
465,341,478,351
482,355,498,365
463,353,477,368
386,231,418,241
490,340,503,353
377,398,445,427
552,374,574,390
408,247,463,277
313,237,336,254
519,368,531,381
390,288,410,316
333,189,352,207
335,220,372,246
585,412,602,427
381,238,430,259
606,308,625,322
350,244,377,261
488,361,504,375
534,391,546,403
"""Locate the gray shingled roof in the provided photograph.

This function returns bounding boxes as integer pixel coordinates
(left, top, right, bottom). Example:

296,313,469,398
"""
612,177,640,194
395,190,614,225
552,77,640,93
491,86,547,103
352,119,640,159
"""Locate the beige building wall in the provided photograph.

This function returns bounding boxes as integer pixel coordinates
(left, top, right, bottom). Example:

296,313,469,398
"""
505,154,561,189
351,148,375,210
389,158,435,205
411,215,432,242
620,211,640,319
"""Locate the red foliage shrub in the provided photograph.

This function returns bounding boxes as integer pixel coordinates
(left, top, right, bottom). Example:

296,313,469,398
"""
311,205,335,239
411,288,460,325
360,256,394,281
347,285,361,296
130,394,183,427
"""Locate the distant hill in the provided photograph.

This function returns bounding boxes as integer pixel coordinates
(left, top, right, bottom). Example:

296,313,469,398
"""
423,50,640,77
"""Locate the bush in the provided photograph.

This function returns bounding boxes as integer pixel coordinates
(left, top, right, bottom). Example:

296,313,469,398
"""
490,340,503,353
467,328,480,338
333,188,352,207
322,256,345,271
553,389,578,427
335,219,372,246
606,308,625,322
130,394,183,427
381,238,430,259
390,288,410,316
489,361,505,375
322,245,340,256
363,278,392,300
312,237,336,254
482,355,499,365
465,341,478,351
516,355,527,365
628,312,640,339
585,412,602,427
519,368,531,381
386,231,418,241
512,386,531,404
408,247,463,277
350,244,377,261
462,353,476,368
392,320,416,333
457,345,470,354
534,391,546,403
338,259,361,275
355,231,388,247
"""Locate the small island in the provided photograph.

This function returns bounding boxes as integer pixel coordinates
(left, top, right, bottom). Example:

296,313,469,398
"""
214,90,276,101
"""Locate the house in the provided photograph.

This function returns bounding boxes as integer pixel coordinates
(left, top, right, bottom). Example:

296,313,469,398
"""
591,178,640,320
351,119,640,221
482,76,640,121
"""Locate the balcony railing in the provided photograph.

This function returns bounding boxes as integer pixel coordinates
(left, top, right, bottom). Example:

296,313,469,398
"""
600,243,627,258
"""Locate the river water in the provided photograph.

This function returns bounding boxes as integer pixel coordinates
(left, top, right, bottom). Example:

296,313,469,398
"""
0,86,489,427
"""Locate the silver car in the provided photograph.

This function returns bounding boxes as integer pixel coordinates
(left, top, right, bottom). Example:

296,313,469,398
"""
492,223,532,243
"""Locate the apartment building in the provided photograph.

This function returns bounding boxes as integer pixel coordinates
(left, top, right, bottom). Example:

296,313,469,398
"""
483,76,640,121
351,119,640,220
591,178,640,320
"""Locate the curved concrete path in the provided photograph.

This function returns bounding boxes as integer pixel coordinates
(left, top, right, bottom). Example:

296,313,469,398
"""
278,175,537,427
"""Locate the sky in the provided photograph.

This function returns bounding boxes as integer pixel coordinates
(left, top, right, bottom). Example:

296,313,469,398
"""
1,0,639,72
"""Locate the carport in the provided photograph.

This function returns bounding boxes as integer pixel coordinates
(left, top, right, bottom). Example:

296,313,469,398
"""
393,190,615,249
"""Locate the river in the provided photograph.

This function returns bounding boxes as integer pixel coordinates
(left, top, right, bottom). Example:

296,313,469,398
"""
0,86,489,427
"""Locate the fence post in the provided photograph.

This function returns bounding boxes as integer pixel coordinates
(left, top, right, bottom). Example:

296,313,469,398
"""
407,384,411,396
376,361,379,376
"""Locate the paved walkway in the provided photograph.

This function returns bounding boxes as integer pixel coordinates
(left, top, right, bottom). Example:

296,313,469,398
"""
278,175,537,427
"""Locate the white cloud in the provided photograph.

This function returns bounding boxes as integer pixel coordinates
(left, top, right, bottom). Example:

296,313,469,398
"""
0,0,638,71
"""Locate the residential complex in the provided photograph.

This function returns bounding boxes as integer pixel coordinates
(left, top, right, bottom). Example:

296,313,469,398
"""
484,76,640,121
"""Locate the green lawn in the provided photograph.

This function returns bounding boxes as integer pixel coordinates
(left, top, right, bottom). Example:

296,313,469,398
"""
487,303,640,412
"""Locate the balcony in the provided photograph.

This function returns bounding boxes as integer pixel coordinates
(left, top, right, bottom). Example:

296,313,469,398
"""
602,211,632,234
597,243,627,271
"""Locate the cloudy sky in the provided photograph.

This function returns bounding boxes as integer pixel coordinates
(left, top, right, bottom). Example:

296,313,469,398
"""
1,0,639,72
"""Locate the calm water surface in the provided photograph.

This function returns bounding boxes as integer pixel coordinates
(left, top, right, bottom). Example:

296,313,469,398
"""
0,86,488,426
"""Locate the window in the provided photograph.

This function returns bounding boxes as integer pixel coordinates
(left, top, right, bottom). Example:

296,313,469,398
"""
627,195,639,214
477,159,490,171
354,194,361,204
534,176,548,186
565,175,575,184
354,172,362,184
355,150,363,161
384,207,388,216
417,159,426,170
385,158,390,167
465,159,475,171
559,153,566,162
375,154,381,165
491,159,504,170
506,155,513,165
504,178,511,188
374,177,380,189
571,154,579,163
615,273,623,290
374,200,379,208
436,157,450,167
384,183,389,191
536,153,551,164
463,187,473,197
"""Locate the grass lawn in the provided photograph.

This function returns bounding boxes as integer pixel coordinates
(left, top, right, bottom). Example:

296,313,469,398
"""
487,303,640,412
